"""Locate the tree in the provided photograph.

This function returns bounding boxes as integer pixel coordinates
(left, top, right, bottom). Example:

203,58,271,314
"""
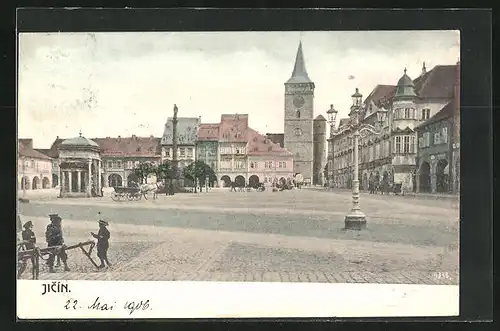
182,160,216,193
155,161,173,182
132,162,156,184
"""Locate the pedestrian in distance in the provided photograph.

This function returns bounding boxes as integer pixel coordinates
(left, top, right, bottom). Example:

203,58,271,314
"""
45,214,70,272
91,219,111,269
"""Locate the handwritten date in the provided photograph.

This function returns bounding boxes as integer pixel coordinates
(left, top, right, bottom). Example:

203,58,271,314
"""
64,297,151,315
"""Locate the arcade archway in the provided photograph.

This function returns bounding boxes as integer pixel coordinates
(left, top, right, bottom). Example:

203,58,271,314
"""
419,162,431,193
248,175,260,188
220,175,231,187
108,174,122,188
234,175,246,187
32,176,40,190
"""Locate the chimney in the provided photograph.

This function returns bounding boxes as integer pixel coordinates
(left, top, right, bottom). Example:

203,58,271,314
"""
421,62,427,76
132,134,137,139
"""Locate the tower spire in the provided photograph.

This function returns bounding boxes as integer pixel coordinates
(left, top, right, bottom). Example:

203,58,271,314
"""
286,41,312,84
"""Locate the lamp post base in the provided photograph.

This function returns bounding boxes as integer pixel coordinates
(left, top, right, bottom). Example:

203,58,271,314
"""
344,209,367,230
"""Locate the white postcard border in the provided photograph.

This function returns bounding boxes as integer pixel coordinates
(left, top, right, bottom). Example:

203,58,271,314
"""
17,280,459,319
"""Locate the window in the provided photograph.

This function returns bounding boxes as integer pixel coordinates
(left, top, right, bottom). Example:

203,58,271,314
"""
165,148,170,157
442,127,448,143
296,110,300,118
418,137,424,149
187,148,193,158
278,161,286,168
107,161,112,168
434,132,441,145
179,148,185,157
235,148,240,154
265,161,273,169
235,161,244,169
411,135,416,153
423,132,431,147
250,162,255,169
394,136,402,153
404,108,410,118
117,161,122,168
421,108,431,120
403,136,410,153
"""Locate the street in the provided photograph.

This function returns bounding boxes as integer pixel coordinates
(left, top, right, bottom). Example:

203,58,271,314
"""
18,188,459,284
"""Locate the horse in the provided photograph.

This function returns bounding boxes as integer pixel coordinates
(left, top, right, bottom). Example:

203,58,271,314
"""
140,182,164,200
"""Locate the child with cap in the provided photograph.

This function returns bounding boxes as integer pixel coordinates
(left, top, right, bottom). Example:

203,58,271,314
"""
22,220,36,250
91,214,111,268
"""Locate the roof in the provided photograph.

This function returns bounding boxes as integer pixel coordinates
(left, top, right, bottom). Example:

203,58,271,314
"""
49,136,161,157
314,114,327,121
197,123,220,141
338,118,350,128
415,102,454,130
413,65,457,99
247,128,292,156
219,114,249,142
394,69,417,99
18,138,33,149
360,85,396,119
161,117,200,145
285,41,313,84
61,135,99,147
265,133,284,148
18,145,52,160
93,136,161,157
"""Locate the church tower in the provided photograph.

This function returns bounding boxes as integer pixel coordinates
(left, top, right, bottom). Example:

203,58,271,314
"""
284,41,315,184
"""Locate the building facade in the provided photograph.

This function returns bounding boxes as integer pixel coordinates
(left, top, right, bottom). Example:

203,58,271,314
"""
331,63,459,193
196,123,220,175
283,41,315,184
313,115,327,185
161,117,200,184
18,139,53,191
217,114,249,187
247,128,294,187
94,135,161,187
415,103,453,193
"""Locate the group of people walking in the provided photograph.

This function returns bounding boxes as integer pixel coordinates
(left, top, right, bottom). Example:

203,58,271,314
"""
18,212,113,275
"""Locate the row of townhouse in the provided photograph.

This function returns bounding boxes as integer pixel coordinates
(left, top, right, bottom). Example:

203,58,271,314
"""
329,62,460,194
161,114,295,187
34,114,296,189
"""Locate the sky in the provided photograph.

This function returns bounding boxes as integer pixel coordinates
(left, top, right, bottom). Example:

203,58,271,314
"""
18,31,460,148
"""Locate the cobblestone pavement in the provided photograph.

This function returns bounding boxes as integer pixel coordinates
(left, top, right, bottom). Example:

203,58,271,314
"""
17,189,459,284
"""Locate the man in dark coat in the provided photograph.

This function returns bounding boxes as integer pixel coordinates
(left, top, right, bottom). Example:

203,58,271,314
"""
45,214,70,272
22,220,39,279
91,219,111,268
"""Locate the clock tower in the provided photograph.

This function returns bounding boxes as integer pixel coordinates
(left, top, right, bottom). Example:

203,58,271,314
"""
284,41,315,184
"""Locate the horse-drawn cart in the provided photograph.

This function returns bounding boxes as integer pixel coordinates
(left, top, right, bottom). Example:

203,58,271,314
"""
111,186,142,202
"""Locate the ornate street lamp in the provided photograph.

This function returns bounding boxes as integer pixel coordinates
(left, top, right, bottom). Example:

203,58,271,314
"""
337,88,384,230
326,104,338,188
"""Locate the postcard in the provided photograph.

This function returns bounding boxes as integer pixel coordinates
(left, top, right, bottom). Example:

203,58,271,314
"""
17,29,460,319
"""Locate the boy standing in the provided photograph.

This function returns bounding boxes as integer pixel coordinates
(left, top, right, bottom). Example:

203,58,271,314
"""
91,219,111,268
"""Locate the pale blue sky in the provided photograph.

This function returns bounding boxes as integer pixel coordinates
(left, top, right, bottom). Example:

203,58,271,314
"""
18,31,460,148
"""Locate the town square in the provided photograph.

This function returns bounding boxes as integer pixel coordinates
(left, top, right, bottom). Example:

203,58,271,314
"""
18,186,458,284
17,31,460,285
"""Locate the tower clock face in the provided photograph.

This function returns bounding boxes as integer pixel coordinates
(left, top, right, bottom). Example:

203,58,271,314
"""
294,127,303,136
293,96,305,108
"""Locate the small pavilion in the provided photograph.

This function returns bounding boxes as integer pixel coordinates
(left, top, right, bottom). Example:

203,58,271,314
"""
57,132,102,198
